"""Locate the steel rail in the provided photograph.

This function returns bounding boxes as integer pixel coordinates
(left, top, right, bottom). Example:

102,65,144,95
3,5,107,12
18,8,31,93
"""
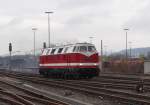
0,90,34,105
0,97,25,105
18,94,60,105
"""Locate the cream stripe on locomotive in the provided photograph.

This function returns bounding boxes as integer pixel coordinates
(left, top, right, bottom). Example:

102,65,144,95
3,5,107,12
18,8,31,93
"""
40,63,99,66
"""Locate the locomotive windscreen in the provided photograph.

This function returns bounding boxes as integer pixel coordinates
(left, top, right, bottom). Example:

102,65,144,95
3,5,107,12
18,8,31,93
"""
80,46,87,52
78,46,96,52
88,46,96,52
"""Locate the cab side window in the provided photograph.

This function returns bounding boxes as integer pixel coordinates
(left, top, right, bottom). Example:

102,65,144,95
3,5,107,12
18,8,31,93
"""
73,46,76,52
51,49,56,54
58,48,63,53
64,47,68,53
42,49,47,55
46,49,51,55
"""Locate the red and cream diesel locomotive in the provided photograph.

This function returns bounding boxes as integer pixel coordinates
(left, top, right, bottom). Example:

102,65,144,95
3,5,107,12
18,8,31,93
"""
39,43,100,78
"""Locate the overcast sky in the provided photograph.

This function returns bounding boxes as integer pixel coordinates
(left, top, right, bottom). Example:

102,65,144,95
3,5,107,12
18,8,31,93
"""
0,0,150,55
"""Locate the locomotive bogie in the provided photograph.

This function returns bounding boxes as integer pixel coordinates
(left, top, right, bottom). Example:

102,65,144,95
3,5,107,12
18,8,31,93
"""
39,68,100,79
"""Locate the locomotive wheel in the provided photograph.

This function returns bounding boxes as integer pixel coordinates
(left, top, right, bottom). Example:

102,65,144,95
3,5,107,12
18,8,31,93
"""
73,73,77,79
69,71,74,79
43,71,49,77
61,71,65,79
57,73,61,78
88,75,94,78
64,71,68,79
75,74,79,79
39,71,42,75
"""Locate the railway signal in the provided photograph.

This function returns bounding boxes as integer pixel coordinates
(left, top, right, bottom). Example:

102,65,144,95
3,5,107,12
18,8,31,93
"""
43,42,47,49
9,43,12,70
9,43,12,52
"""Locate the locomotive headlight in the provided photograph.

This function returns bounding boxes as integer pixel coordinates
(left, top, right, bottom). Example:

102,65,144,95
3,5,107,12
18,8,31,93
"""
94,63,97,65
79,63,83,66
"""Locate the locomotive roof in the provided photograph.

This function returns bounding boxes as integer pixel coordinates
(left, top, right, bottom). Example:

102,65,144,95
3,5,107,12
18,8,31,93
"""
47,43,94,49
41,43,97,56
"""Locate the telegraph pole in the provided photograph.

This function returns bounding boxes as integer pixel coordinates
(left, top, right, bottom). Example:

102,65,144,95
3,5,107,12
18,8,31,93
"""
32,28,37,67
32,28,37,57
101,40,103,72
124,28,129,60
89,37,94,43
45,11,53,47
129,41,132,58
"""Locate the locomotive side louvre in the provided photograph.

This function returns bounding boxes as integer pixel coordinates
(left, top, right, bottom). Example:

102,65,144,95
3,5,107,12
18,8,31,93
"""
39,43,100,78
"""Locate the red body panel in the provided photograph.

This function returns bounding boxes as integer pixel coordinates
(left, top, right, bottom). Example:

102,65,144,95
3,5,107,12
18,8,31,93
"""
39,53,99,69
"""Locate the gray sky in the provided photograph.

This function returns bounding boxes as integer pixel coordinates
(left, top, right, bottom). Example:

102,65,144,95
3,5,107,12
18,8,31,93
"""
0,0,150,55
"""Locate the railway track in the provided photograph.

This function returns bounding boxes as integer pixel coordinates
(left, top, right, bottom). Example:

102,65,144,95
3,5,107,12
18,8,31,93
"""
0,76,69,105
1,71,150,105
98,72,149,80
0,81,69,105
4,70,150,91
0,73,93,105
